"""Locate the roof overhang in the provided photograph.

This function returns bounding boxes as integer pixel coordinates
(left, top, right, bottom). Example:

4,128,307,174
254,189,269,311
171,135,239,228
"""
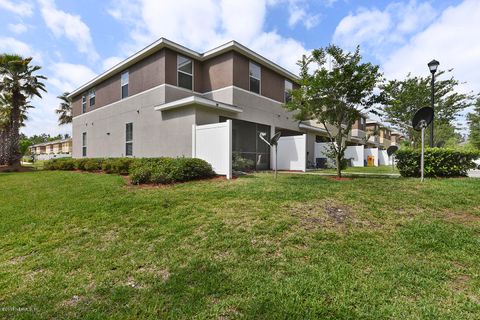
68,38,299,99
154,96,243,113
298,122,328,134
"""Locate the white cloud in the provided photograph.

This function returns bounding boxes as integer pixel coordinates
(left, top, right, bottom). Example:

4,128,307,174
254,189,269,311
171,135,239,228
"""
0,37,42,62
102,56,124,71
0,0,33,16
47,62,97,93
287,0,320,30
7,23,28,34
382,0,480,92
38,0,99,61
333,0,437,59
108,0,310,74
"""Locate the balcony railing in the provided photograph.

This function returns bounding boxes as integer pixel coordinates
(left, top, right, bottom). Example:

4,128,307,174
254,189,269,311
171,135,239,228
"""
368,135,379,144
351,129,366,140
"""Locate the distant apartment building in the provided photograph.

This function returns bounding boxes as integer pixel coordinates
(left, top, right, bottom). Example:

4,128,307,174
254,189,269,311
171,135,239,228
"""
29,138,72,160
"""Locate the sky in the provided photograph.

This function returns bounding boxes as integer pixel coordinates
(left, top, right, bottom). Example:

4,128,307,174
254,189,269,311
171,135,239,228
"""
0,0,478,137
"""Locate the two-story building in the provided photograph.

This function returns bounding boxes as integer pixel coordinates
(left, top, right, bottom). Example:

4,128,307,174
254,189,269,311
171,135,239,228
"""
29,138,72,160
69,38,341,170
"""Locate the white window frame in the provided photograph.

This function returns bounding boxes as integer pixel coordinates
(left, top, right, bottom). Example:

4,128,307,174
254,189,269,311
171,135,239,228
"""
284,79,293,103
125,122,133,157
89,89,96,108
82,132,87,157
177,55,194,91
249,61,261,94
81,95,86,113
121,71,129,99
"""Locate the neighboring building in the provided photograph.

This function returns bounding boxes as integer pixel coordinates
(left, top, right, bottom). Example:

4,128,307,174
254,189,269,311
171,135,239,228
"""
365,119,380,147
29,138,72,160
68,38,345,169
349,114,367,145
391,131,404,146
378,126,391,149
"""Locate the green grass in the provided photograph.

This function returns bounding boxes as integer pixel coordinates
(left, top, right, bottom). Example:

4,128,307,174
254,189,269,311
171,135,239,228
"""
314,165,399,175
0,171,479,319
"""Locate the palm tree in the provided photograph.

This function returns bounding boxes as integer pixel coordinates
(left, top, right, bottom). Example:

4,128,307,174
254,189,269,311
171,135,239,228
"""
0,54,46,167
55,92,72,125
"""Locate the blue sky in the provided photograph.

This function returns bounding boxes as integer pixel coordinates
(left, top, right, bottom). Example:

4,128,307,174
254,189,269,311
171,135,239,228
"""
0,0,477,136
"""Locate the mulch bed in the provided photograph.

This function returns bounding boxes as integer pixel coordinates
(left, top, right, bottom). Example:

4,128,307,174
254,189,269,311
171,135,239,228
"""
0,165,34,173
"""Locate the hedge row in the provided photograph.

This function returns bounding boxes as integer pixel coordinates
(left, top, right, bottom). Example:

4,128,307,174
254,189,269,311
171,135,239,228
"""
395,148,480,177
44,157,215,184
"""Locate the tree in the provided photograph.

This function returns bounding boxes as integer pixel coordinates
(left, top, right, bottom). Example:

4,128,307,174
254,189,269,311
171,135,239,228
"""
467,98,480,149
55,92,72,125
380,71,476,146
0,54,46,167
285,45,384,177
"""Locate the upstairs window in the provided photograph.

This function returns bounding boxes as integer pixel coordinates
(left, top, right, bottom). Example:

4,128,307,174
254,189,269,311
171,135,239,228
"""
125,123,133,156
249,61,261,94
82,132,87,157
121,71,129,99
177,55,193,90
82,95,86,113
89,89,96,107
284,80,293,103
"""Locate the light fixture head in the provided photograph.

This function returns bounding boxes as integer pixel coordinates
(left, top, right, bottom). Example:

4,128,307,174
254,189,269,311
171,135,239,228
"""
428,59,440,74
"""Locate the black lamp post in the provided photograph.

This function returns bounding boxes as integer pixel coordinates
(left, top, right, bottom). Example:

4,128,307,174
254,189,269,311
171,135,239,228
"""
427,59,439,147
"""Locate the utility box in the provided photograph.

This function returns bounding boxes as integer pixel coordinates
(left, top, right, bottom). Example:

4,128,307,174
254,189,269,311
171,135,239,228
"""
367,155,375,167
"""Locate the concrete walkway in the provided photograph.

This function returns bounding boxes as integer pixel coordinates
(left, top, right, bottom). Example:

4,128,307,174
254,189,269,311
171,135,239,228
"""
468,170,480,178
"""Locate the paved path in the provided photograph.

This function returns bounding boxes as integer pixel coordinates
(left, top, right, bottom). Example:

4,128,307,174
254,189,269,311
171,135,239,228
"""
468,170,480,178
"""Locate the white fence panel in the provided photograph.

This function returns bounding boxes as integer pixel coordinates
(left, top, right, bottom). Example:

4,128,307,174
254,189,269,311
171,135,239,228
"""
277,135,306,171
345,146,364,167
364,148,379,166
192,120,232,179
35,153,71,161
378,150,389,165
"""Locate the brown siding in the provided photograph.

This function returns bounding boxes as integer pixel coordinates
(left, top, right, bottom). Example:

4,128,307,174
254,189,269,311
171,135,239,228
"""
232,52,249,91
129,49,165,96
200,52,233,92
72,96,82,117
96,74,121,108
194,60,203,92
72,49,167,117
164,48,178,86
261,66,284,102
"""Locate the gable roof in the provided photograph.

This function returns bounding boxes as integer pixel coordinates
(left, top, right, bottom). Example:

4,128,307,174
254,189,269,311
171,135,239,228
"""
68,38,299,99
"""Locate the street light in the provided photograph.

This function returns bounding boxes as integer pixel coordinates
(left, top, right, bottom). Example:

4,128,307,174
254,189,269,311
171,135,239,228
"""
427,59,439,147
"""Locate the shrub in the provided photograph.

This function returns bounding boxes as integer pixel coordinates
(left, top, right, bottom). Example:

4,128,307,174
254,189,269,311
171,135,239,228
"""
395,148,480,177
130,157,215,184
232,153,254,171
44,158,76,170
102,158,134,175
82,159,104,171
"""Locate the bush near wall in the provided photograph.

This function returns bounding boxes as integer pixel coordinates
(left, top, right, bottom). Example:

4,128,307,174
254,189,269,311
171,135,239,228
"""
395,148,480,177
43,157,215,184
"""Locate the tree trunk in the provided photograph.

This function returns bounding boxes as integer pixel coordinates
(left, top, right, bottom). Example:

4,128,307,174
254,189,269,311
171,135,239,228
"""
7,90,22,168
336,152,342,178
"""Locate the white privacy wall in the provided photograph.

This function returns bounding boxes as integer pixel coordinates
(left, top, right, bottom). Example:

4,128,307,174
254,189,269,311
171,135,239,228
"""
378,150,389,165
345,146,364,167
192,120,232,179
364,148,379,166
277,135,306,171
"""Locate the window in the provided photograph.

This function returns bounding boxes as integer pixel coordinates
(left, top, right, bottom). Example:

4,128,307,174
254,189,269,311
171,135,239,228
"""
82,132,87,157
177,55,193,90
121,71,129,99
125,123,133,156
89,89,96,107
82,95,86,113
284,80,293,103
249,61,261,94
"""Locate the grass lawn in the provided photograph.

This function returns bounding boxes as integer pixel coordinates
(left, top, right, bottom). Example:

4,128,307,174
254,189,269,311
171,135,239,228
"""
0,171,479,319
313,165,399,175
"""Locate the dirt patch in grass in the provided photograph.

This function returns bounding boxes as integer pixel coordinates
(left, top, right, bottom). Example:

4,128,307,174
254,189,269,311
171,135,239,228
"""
286,201,353,230
326,176,353,181
439,210,480,225
0,165,34,173
61,295,86,307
